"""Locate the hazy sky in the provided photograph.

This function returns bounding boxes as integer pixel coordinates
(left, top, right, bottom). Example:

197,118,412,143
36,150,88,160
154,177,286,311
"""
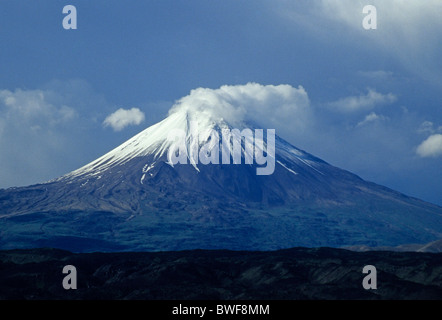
0,0,441,206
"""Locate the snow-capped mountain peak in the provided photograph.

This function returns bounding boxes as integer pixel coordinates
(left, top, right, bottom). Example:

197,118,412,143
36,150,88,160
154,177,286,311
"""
59,105,314,181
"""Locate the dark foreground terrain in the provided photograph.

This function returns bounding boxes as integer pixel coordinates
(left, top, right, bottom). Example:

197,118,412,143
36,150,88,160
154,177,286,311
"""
0,247,441,300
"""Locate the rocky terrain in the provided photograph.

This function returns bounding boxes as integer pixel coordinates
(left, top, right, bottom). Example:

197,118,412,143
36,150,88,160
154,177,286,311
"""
1,247,441,300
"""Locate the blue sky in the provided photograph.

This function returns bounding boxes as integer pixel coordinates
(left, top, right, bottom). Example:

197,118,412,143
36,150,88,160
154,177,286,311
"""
0,0,441,205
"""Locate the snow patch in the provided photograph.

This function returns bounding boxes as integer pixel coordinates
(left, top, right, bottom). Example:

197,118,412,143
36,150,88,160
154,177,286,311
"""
277,160,298,175
142,163,155,173
296,157,324,175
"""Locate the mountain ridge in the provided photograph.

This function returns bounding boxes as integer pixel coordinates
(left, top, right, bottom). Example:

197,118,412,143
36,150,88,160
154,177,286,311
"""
1,247,441,300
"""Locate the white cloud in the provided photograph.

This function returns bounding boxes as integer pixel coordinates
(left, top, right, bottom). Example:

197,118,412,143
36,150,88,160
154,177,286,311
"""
169,82,311,132
103,107,145,131
0,81,110,189
417,121,435,134
0,89,77,124
357,112,387,127
416,134,442,158
315,0,442,42
327,1,442,85
328,88,396,112
417,121,442,135
278,0,442,86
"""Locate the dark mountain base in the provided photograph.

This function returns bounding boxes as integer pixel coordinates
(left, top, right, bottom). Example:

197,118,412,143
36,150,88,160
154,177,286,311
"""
0,247,441,300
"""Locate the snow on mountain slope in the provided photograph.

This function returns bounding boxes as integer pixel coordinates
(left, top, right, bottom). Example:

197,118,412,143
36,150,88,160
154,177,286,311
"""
58,103,322,183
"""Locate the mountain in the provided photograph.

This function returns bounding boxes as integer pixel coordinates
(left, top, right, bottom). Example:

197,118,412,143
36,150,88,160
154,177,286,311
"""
1,105,442,252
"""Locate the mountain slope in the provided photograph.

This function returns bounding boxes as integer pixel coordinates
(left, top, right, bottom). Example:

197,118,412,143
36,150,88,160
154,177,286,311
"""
1,106,442,252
